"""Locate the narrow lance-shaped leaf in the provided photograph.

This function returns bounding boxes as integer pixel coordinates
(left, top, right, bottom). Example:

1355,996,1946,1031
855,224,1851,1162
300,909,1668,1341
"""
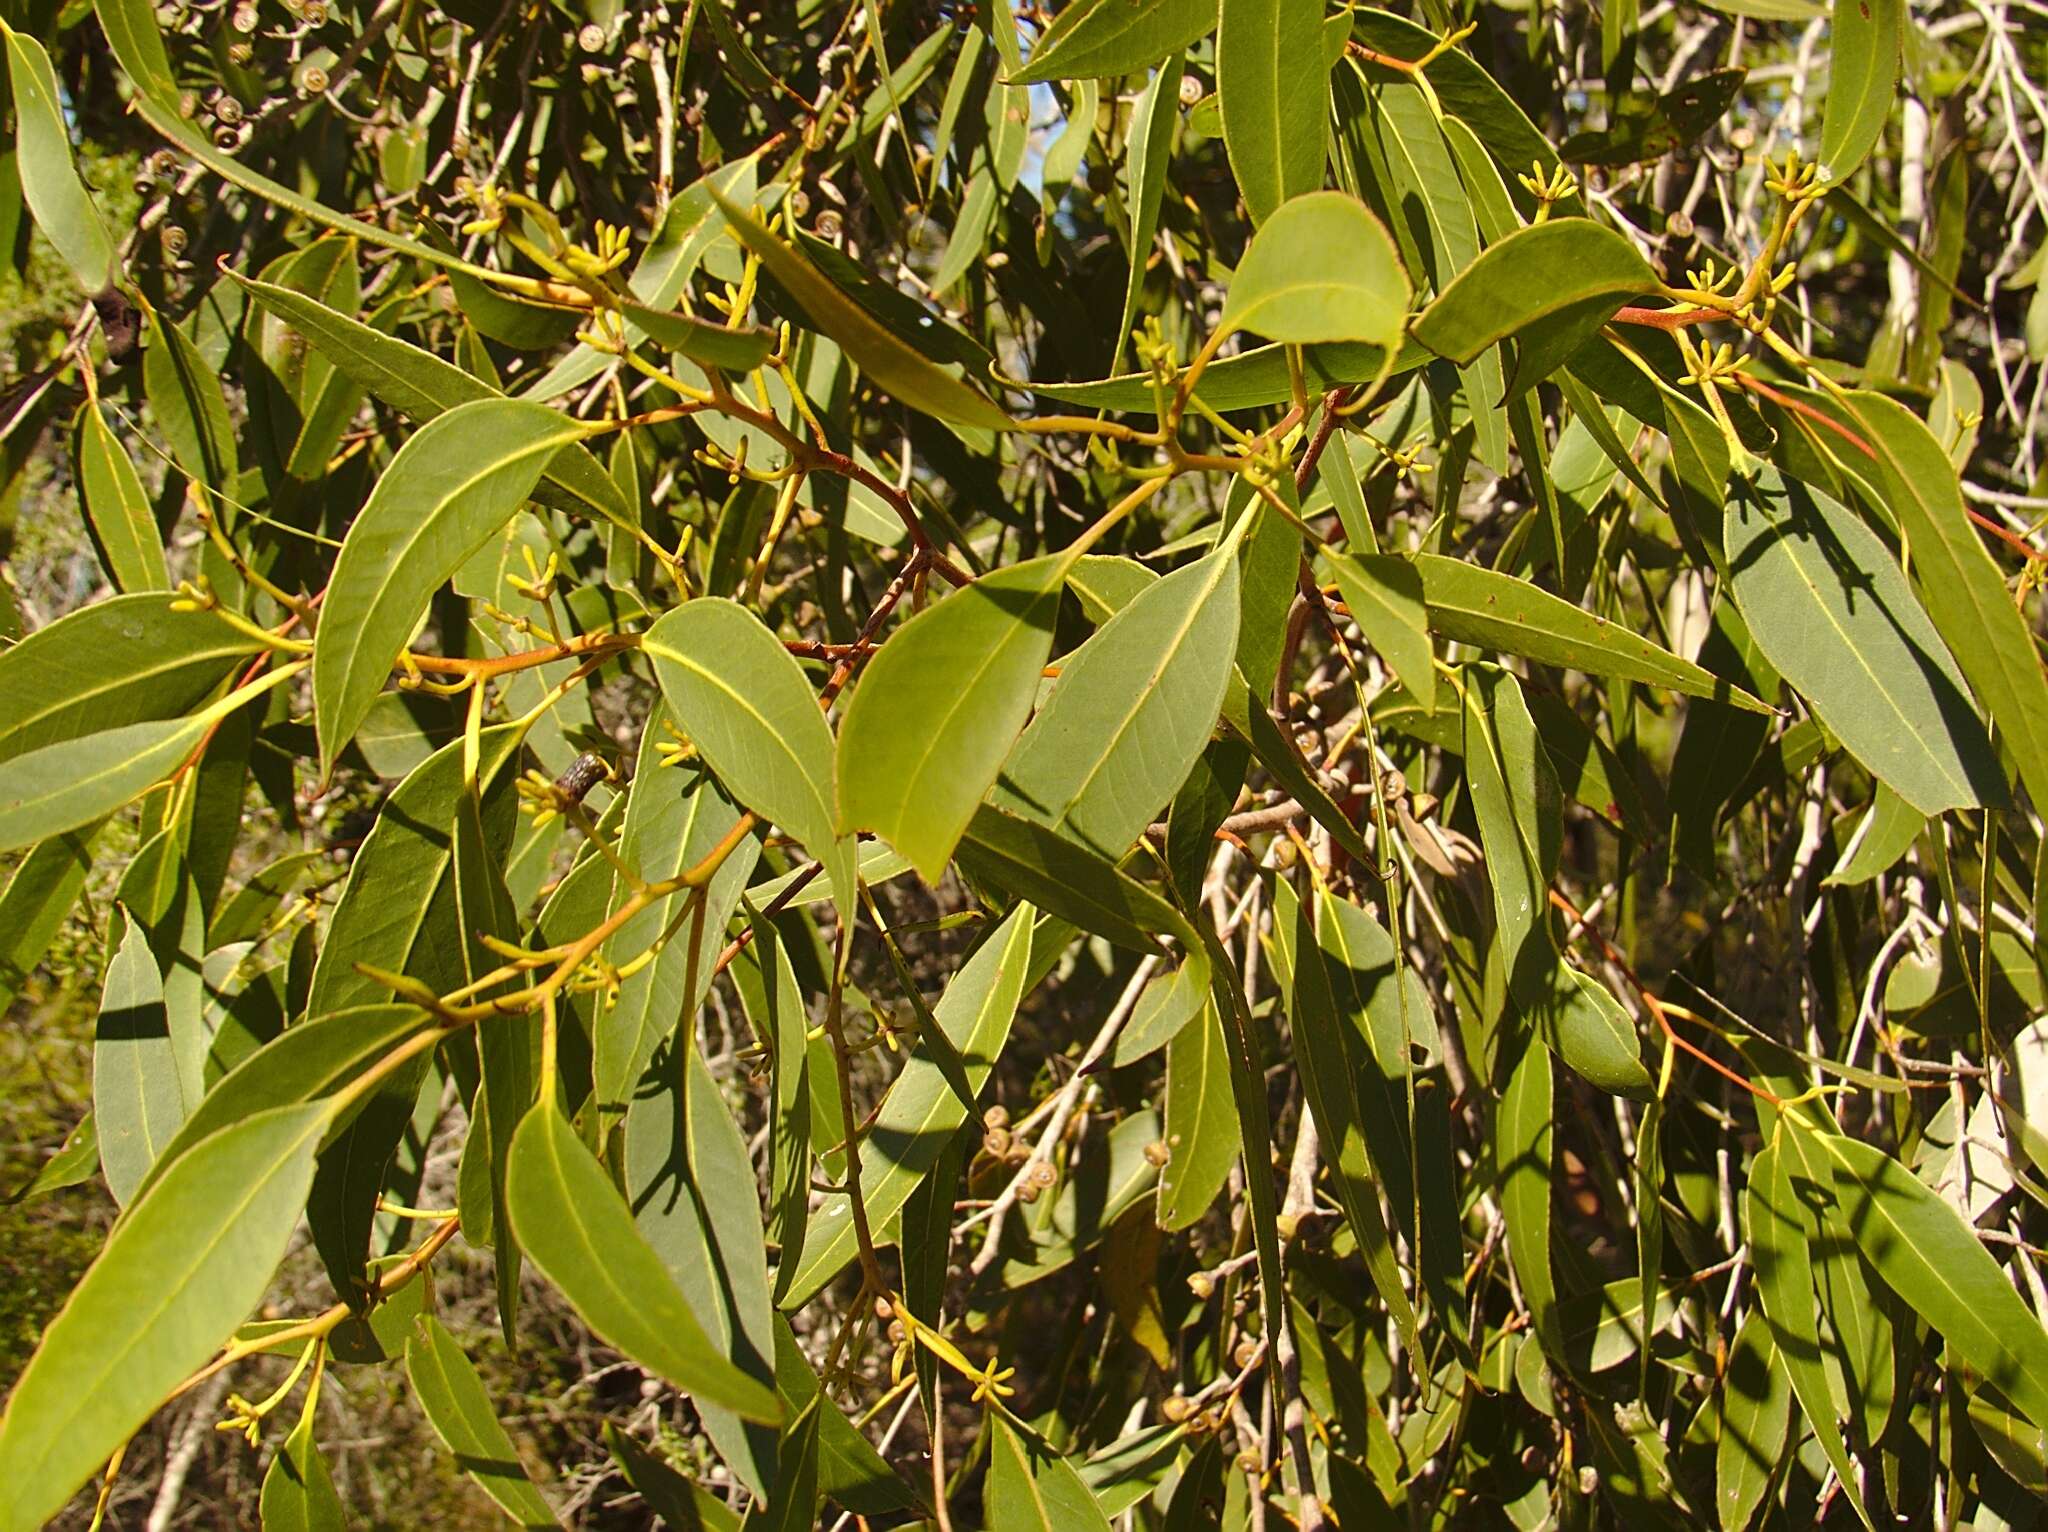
986,1410,1116,1532
1819,0,1902,182
1116,56,1184,369
1,24,113,290
94,914,188,1205
505,1099,782,1422
74,402,169,593
406,1313,561,1528
0,1104,329,1530
315,399,593,770
1217,0,1329,226
1012,0,1216,83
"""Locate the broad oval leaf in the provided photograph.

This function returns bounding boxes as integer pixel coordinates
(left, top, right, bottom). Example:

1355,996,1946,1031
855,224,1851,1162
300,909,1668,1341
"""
838,555,1067,881
1013,0,1215,83
779,905,1035,1307
315,399,592,768
642,598,850,906
710,187,1012,429
1219,192,1409,344
1411,220,1655,367
994,545,1240,860
0,1104,327,1530
405,1312,561,1528
505,1099,781,1422
2,25,113,290
0,595,268,766
1415,554,1768,709
1724,465,2001,815
1217,0,1328,226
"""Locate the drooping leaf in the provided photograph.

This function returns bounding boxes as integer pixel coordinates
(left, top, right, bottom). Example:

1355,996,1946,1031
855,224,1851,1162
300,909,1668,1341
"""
259,1389,346,1532
1819,0,1902,182
1116,56,1185,367
0,825,97,1013
315,399,592,769
1329,551,1433,705
1012,0,1215,83
986,1410,1116,1532
406,1313,560,1528
1218,192,1410,344
0,1105,328,1530
73,402,168,593
838,555,1067,880
994,545,1240,859
1,24,112,290
505,1099,781,1422
779,905,1035,1306
1724,464,2000,815
1157,998,1238,1232
955,804,1195,953
1216,0,1328,226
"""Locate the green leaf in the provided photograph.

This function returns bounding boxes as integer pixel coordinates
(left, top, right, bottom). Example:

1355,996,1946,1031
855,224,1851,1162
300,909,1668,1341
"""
1415,555,1768,709
995,545,1240,859
94,914,188,1205
315,399,591,769
505,1099,781,1422
0,594,268,766
230,274,629,528
1112,957,1213,1066
710,187,1012,429
1500,1040,1563,1362
1155,996,1238,1231
643,598,852,922
838,555,1067,881
1818,0,1901,182
624,1047,778,1496
738,1396,821,1532
1,24,112,290
0,825,97,1013
1410,220,1655,372
0,1104,328,1530
74,402,168,593
1116,56,1184,368
5,1110,97,1205
1724,464,2000,815
406,1313,560,1528
259,1391,346,1532
1013,0,1214,83
144,309,238,500
1849,390,2048,820
770,1316,924,1515
1329,552,1433,705
1218,191,1410,344
604,1423,740,1530
1823,783,1924,886
987,1410,1115,1532
1744,1138,1873,1530
1017,335,1429,413
1714,1313,1791,1531
620,299,776,372
955,804,1194,953
1216,0,1328,225
1808,1126,2048,1431
779,904,1035,1307
0,665,297,854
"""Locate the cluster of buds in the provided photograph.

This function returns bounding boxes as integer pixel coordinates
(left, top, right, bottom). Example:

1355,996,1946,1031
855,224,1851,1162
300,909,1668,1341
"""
563,219,632,281
1516,159,1579,222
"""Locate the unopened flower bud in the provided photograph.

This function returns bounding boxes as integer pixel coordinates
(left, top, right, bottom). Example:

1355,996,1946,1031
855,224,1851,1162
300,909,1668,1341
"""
1143,1140,1171,1168
1161,1395,1193,1422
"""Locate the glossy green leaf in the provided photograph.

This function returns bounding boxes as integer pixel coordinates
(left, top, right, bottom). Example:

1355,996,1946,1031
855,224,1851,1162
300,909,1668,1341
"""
1,25,112,290
0,1104,327,1530
1217,0,1327,225
1850,390,2048,818
995,545,1239,859
1818,0,1901,182
838,555,1067,880
1724,464,2000,815
711,187,1012,429
0,595,268,766
955,804,1194,953
643,597,851,917
987,1410,1115,1532
506,1099,780,1421
1411,220,1655,369
1415,555,1768,709
0,665,296,854
779,904,1034,1306
74,402,168,593
315,399,590,768
1218,192,1409,344
1013,0,1214,83
1329,552,1433,704
406,1313,560,1528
